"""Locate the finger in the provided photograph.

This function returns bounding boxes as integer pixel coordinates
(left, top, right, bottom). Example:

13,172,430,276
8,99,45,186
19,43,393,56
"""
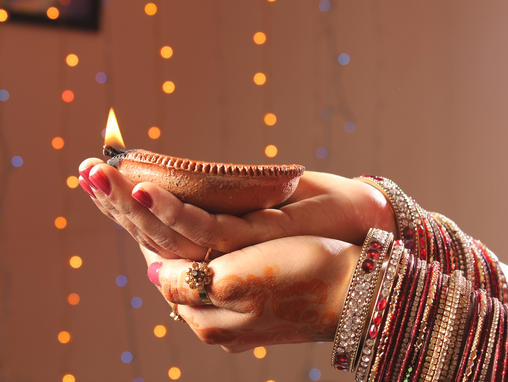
89,164,206,259
131,182,296,252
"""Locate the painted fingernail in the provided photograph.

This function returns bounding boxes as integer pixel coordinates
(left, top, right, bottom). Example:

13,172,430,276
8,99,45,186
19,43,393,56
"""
132,189,153,209
79,177,96,199
147,262,162,286
88,169,111,195
79,166,93,182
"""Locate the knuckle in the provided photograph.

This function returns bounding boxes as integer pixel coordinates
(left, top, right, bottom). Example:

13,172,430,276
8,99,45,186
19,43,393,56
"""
162,201,184,227
152,232,179,253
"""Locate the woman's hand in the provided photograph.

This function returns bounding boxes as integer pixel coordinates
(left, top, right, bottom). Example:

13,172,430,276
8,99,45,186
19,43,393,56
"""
79,158,395,259
141,235,360,352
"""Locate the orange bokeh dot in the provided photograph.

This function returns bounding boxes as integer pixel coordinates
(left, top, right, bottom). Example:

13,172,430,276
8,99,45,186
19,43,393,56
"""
66,176,79,189
147,126,161,140
162,81,175,94
160,45,173,59
144,2,157,15
69,255,82,269
62,374,75,382
61,90,75,103
46,6,60,20
264,113,277,126
168,367,181,380
153,324,167,338
67,293,80,306
58,330,71,344
264,144,278,158
253,346,267,359
65,53,79,67
51,136,65,150
253,32,267,45
54,216,68,230
0,9,8,22
253,72,267,86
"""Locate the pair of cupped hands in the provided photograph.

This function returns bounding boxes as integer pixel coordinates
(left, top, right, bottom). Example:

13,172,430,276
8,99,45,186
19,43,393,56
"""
79,158,396,353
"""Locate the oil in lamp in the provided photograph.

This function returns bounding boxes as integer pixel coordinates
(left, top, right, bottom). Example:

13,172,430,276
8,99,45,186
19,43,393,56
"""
103,108,304,215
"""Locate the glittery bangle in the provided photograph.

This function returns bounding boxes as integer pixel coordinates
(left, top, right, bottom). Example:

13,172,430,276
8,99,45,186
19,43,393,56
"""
490,299,505,380
354,241,404,381
463,290,487,380
331,228,394,371
471,297,494,381
479,297,500,381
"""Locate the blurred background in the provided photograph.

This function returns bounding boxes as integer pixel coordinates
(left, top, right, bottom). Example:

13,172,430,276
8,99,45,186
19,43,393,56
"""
1,0,508,381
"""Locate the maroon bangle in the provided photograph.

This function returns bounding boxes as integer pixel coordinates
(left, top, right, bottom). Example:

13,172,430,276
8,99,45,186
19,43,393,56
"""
454,289,478,379
502,303,508,380
472,297,493,381
489,299,504,381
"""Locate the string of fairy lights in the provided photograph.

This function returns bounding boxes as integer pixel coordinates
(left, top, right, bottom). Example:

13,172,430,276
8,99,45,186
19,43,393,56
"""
0,0,359,381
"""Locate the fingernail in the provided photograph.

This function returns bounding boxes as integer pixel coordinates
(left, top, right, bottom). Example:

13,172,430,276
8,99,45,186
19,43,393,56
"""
79,177,96,199
132,189,153,209
79,166,93,182
88,169,111,195
147,262,162,286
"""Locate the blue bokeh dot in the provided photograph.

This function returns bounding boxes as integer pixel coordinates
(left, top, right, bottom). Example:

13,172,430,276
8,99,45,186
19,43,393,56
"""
0,89,10,102
338,52,350,66
133,378,144,382
309,368,322,381
121,351,133,364
316,146,328,159
344,121,356,133
319,0,331,12
96,72,108,84
116,275,128,287
131,296,143,309
11,156,23,168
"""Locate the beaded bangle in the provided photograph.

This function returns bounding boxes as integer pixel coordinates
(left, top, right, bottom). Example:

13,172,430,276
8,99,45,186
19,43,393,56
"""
367,251,410,381
354,241,405,381
480,298,500,381
463,290,487,380
454,290,479,380
501,304,508,380
490,299,505,380
331,228,394,371
471,297,494,381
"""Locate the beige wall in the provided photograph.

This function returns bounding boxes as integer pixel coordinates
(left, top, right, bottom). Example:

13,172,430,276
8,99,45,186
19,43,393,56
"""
1,1,507,381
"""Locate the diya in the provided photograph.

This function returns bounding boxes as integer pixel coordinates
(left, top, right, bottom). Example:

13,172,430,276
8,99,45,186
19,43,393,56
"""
103,108,305,215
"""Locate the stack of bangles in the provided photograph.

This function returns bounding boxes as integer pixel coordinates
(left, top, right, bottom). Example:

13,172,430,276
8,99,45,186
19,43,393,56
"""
330,176,508,380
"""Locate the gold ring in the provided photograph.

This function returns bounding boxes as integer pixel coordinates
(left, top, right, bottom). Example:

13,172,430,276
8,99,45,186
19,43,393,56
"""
185,261,213,305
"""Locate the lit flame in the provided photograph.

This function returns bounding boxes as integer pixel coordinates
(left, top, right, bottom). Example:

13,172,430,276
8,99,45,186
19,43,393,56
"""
104,107,125,149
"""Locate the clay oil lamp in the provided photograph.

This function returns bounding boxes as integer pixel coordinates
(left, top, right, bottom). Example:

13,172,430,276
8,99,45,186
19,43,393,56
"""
103,108,305,215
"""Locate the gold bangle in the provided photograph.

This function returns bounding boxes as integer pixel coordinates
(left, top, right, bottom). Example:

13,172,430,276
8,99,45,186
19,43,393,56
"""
462,290,487,380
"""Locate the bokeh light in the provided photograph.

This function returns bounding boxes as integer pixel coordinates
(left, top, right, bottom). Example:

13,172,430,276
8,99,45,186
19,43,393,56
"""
160,45,174,59
54,216,68,230
344,121,356,133
264,144,278,158
153,324,167,338
121,351,134,364
116,275,128,287
131,297,143,309
253,346,267,359
147,126,161,140
95,72,108,84
67,293,80,306
61,90,75,103
65,53,79,67
266,380,276,382
144,2,157,16
264,113,277,126
168,367,182,380
52,136,65,150
253,32,267,45
309,368,322,381
11,156,23,168
62,374,75,382
253,72,267,86
57,330,71,344
133,378,145,382
338,52,350,66
46,6,60,20
316,146,328,159
0,89,10,102
0,9,8,22
162,81,175,94
69,255,83,269
267,0,277,2
319,0,331,12
66,176,79,189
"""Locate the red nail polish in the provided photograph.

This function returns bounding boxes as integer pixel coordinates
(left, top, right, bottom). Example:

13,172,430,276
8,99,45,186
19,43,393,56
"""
147,262,162,286
88,169,111,195
79,177,96,199
132,189,153,209
79,166,93,182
